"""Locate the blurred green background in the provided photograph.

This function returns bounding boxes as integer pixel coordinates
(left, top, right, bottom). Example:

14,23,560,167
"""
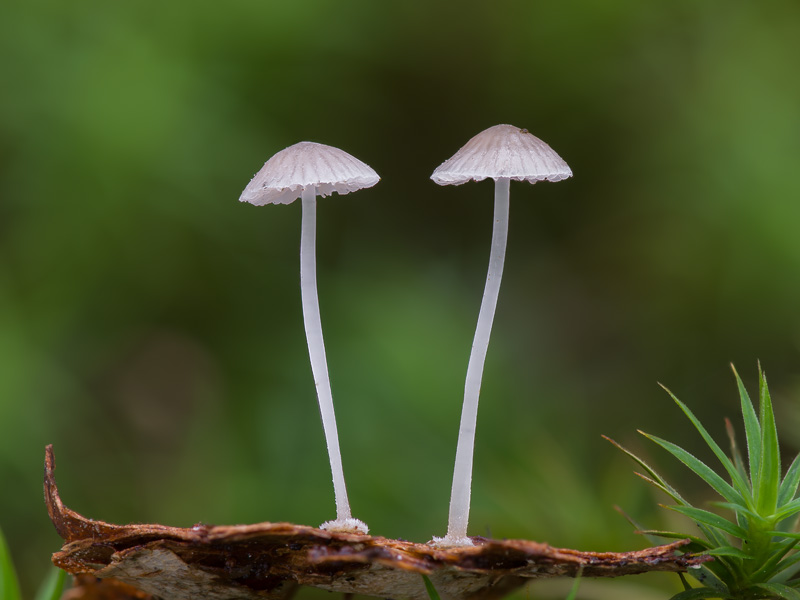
2,0,800,598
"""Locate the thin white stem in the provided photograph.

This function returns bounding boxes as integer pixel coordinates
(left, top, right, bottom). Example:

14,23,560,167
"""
300,186,351,523
445,177,510,543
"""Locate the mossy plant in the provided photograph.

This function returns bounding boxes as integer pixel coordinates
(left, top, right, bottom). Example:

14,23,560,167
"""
609,365,800,599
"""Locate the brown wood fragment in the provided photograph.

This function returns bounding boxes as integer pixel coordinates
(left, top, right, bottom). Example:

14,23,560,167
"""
45,445,711,600
61,575,154,600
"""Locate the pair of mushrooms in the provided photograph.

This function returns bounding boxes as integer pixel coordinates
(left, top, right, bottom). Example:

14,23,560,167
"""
239,124,572,546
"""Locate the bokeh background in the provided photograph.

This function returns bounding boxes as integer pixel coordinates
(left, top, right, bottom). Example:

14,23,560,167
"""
2,0,800,597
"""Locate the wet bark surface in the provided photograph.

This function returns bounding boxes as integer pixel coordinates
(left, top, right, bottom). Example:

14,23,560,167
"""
45,445,710,600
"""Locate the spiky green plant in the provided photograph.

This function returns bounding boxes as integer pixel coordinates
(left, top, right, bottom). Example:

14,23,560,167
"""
608,365,800,600
1,526,22,600
0,526,66,600
422,575,442,600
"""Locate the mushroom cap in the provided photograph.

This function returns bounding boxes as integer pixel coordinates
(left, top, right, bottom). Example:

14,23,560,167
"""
240,141,380,205
431,124,572,186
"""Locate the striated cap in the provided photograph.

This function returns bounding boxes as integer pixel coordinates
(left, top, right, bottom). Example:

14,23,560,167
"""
431,124,572,186
239,141,380,205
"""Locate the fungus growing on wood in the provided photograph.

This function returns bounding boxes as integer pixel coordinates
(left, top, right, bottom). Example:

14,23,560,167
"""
431,124,572,546
240,141,379,533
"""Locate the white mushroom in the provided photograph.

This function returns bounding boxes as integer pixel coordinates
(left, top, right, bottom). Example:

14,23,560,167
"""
430,124,572,546
240,141,379,534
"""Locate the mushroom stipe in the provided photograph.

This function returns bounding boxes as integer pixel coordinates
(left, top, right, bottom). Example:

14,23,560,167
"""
431,125,572,546
240,141,379,534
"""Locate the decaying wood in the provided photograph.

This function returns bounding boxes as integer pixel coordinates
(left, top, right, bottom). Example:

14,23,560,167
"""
45,445,710,600
61,575,153,600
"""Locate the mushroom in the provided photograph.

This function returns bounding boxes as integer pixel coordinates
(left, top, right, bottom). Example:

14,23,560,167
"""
430,124,572,546
239,141,379,534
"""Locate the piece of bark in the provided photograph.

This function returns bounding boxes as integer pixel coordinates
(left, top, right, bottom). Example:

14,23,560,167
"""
45,445,710,600
61,575,154,600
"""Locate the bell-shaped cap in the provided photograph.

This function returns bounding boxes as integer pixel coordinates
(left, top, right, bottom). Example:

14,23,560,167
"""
431,124,572,186
240,141,380,205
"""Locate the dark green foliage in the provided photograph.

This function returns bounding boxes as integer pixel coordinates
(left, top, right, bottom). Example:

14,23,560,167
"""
1,526,65,600
1,527,22,600
612,366,800,599
422,575,442,600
